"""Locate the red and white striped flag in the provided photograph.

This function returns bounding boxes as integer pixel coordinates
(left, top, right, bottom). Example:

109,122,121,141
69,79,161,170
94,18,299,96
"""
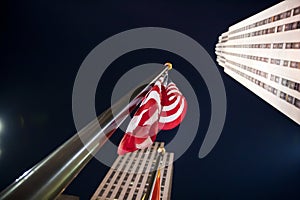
117,78,164,155
158,82,187,130
117,79,187,155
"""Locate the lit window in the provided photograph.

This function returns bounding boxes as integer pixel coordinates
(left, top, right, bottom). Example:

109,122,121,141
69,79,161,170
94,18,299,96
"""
290,61,300,69
297,83,300,92
294,99,300,109
277,25,283,32
293,7,300,16
269,27,275,33
292,22,298,30
283,60,289,66
280,92,286,99
281,78,288,87
273,43,283,49
288,81,296,90
287,95,294,104
287,42,300,49
285,23,292,31
286,43,292,49
285,10,291,18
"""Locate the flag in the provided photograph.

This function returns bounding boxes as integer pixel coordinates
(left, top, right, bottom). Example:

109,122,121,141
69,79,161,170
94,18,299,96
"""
117,78,164,155
118,79,187,155
158,82,187,130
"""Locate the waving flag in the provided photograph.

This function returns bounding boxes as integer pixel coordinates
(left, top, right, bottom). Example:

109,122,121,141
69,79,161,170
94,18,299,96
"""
118,78,187,155
117,78,164,155
158,82,187,130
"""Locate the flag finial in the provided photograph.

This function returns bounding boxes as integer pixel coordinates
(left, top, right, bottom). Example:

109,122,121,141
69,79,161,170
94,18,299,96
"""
157,147,166,155
164,62,172,70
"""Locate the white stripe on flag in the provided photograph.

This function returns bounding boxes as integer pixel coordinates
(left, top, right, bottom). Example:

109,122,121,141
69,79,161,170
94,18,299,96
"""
159,98,185,123
136,137,153,149
162,95,181,111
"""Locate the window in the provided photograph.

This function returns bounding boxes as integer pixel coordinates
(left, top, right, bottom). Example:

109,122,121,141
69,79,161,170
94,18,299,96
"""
270,75,275,81
285,23,292,31
269,27,275,33
286,43,292,49
268,86,273,92
292,22,298,30
280,92,286,100
99,189,105,196
281,78,288,87
271,59,280,65
283,60,289,66
277,25,283,32
290,61,300,69
294,98,300,109
293,6,300,16
285,10,291,18
133,194,137,199
293,42,300,49
287,95,294,104
267,17,272,23
286,42,300,49
273,43,283,49
115,190,122,198
288,81,296,90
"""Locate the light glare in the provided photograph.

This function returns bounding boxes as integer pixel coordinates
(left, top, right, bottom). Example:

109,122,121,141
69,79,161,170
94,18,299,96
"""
0,120,3,133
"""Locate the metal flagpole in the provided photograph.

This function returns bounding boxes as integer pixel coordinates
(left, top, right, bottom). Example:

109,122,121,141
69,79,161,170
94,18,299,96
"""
0,63,172,200
142,147,165,200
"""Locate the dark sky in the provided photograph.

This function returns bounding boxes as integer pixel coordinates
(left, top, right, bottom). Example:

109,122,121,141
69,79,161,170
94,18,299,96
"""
1,0,300,199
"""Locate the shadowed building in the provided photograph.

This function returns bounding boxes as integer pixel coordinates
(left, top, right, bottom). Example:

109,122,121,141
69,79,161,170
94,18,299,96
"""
216,0,300,124
90,142,174,200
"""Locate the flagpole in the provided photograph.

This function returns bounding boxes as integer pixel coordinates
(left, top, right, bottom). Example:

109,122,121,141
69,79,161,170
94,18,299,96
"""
142,147,165,200
0,63,172,200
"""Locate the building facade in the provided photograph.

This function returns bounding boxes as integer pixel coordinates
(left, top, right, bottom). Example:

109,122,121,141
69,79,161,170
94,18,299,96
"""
216,0,300,124
90,142,174,200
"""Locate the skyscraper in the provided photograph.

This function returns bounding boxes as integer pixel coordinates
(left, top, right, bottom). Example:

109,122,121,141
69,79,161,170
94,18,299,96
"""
216,0,300,124
90,142,174,200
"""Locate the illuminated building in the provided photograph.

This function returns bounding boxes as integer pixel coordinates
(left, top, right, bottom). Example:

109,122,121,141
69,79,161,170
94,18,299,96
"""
90,142,174,200
216,0,300,124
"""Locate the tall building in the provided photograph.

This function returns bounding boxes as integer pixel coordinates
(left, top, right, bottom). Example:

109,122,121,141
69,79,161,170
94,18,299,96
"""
90,142,174,200
216,0,300,124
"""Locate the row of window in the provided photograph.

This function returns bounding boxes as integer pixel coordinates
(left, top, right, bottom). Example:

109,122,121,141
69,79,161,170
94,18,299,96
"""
227,66,300,109
226,59,268,78
270,75,300,93
222,51,269,63
229,6,300,35
270,58,300,69
217,42,300,49
98,145,170,199
229,21,300,41
220,51,300,70
218,43,271,49
279,91,300,107
102,151,149,199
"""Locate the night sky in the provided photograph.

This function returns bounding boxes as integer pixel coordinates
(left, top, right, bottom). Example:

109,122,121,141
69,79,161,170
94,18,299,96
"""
1,0,300,199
